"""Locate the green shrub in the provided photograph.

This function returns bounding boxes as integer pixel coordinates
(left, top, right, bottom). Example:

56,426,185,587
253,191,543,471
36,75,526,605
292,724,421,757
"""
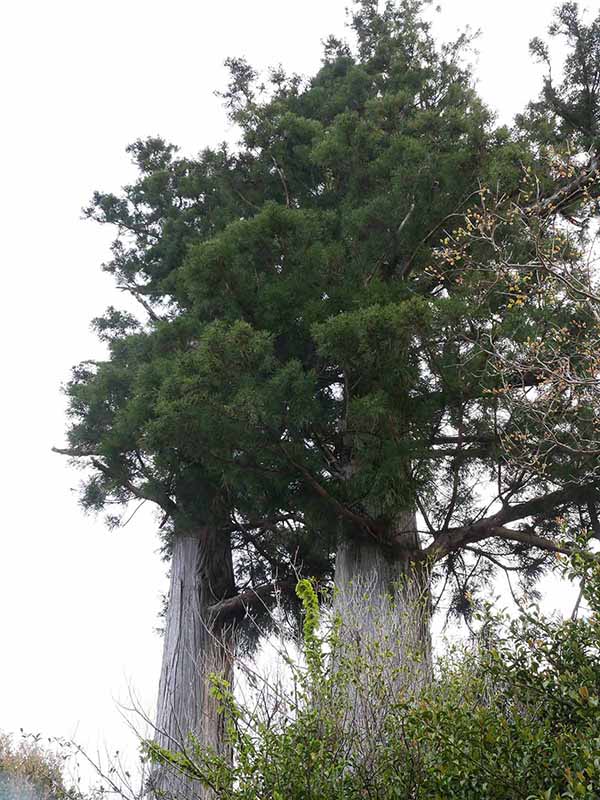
147,560,600,800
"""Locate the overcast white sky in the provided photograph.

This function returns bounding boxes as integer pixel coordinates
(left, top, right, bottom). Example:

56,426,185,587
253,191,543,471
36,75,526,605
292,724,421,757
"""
0,0,582,780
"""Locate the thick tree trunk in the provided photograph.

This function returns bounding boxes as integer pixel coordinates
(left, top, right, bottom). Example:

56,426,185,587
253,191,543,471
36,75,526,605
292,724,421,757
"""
332,511,431,749
152,525,234,800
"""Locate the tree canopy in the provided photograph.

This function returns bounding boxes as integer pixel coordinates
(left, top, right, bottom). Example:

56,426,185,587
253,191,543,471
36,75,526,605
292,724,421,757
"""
58,0,600,626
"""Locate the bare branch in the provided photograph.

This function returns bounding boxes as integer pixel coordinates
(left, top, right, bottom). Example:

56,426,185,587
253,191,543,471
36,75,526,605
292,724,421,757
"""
424,482,599,561
52,445,100,457
209,580,297,626
529,152,600,219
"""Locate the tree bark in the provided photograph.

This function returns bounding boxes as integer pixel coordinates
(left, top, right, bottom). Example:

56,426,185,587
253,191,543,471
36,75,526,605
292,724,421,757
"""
332,511,431,748
152,525,234,800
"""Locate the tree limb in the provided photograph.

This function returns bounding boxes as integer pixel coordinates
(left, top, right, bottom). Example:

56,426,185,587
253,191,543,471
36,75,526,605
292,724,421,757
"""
52,445,101,457
424,482,599,562
529,152,600,219
208,580,297,626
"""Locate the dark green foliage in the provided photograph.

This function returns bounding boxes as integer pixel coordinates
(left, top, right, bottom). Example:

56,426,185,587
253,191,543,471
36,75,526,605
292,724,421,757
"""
60,0,600,624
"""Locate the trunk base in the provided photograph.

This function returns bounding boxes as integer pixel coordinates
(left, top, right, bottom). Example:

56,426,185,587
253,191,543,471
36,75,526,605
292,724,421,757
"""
152,529,234,800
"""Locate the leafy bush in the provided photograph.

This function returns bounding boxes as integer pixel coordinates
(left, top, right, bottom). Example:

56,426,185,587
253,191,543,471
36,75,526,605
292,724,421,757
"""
0,734,66,800
147,562,600,800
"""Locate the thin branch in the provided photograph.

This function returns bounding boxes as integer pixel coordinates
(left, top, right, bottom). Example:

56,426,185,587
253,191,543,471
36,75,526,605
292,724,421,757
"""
52,445,100,457
280,445,381,540
571,577,586,620
397,199,416,235
117,283,162,323
271,156,291,208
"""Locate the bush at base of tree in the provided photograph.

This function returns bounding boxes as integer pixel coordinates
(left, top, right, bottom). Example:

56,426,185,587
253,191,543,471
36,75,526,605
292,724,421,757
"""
147,558,600,800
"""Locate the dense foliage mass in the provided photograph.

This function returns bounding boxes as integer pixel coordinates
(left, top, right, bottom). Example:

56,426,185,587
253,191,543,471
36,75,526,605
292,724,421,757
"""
149,558,600,800
59,0,600,619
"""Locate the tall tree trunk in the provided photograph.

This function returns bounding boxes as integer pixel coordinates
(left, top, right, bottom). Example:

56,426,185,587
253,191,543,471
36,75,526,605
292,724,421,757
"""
152,524,234,800
332,511,431,751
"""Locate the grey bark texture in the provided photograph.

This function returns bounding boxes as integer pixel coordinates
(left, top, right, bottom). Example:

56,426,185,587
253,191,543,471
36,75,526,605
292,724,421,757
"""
152,526,234,800
332,511,432,753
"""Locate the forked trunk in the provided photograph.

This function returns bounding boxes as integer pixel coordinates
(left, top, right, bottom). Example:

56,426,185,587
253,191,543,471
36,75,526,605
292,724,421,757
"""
152,526,234,800
332,511,431,748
